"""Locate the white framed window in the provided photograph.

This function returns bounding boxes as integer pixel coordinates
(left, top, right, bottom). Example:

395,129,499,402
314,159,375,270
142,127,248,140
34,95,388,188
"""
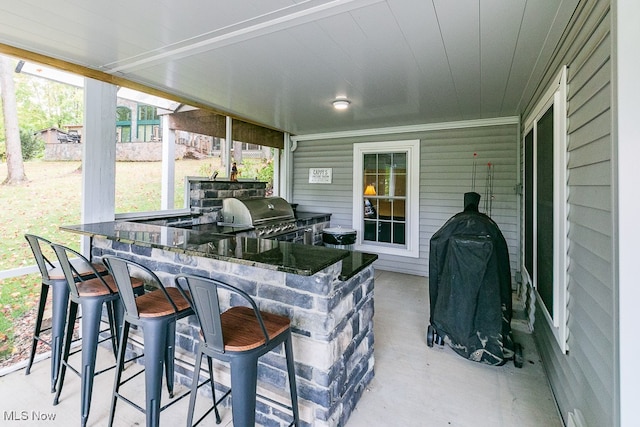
352,140,420,257
523,66,568,353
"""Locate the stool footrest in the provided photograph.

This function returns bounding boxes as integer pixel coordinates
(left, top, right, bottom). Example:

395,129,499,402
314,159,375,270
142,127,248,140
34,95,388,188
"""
114,382,193,416
33,335,52,348
191,386,230,427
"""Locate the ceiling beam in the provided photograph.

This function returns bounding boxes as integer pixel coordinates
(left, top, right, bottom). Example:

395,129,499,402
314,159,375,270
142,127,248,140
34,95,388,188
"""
0,42,288,135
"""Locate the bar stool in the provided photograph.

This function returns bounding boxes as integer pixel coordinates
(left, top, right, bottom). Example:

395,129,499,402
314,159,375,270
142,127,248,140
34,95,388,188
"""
176,273,300,427
102,256,194,427
24,234,107,392
50,243,143,427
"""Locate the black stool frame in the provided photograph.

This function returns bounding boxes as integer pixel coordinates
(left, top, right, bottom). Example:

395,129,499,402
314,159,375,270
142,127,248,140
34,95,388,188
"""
24,234,72,392
176,273,299,427
103,256,194,427
50,243,121,427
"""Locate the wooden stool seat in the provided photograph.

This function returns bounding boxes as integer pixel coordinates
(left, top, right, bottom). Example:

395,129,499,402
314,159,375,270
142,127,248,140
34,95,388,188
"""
48,260,107,281
75,275,143,297
136,288,192,317
222,306,290,351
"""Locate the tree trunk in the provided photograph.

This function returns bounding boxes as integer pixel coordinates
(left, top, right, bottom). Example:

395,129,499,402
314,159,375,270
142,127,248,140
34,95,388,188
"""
0,55,27,184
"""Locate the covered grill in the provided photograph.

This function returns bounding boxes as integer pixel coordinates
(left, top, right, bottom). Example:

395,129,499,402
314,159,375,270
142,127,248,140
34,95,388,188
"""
427,192,522,367
220,197,297,238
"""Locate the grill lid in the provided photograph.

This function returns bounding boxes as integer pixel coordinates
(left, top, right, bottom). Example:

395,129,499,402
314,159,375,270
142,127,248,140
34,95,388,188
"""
221,197,294,226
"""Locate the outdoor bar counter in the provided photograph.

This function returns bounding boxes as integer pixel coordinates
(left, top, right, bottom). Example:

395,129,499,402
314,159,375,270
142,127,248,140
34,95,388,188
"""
61,220,377,427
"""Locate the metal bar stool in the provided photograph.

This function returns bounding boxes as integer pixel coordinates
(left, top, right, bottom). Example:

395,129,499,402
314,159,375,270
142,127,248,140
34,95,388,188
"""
102,256,194,427
176,273,300,427
50,243,143,427
24,234,107,392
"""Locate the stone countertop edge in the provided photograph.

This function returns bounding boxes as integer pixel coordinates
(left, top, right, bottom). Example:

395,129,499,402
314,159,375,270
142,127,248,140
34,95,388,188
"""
338,251,378,281
60,221,376,278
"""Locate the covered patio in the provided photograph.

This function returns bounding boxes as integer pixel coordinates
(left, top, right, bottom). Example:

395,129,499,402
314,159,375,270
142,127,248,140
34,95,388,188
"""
0,271,559,427
1,1,640,426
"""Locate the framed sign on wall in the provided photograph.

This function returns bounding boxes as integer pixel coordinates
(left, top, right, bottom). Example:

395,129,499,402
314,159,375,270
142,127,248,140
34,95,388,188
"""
308,168,332,184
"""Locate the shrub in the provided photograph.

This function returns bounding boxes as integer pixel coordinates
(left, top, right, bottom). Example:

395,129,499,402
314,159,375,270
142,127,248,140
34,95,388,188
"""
241,157,274,187
20,129,44,160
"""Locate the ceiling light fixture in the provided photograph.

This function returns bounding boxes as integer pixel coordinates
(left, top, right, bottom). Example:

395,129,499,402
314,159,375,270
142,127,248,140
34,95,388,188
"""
332,98,351,110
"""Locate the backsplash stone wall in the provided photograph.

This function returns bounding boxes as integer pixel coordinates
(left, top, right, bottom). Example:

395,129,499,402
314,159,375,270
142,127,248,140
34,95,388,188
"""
187,178,331,245
188,178,267,214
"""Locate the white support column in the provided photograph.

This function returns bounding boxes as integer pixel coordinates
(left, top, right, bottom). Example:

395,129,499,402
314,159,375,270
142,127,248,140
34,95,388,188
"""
161,116,175,209
272,146,281,197
614,1,640,426
225,116,232,177
281,133,294,201
81,78,117,255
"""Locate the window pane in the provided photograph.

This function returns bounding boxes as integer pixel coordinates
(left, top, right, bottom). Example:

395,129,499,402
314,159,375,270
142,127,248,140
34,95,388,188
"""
361,150,408,248
364,198,377,218
138,105,159,121
378,153,392,172
524,129,534,277
116,106,131,122
378,222,392,243
364,220,377,241
393,200,405,220
117,126,131,143
536,105,555,317
393,222,405,244
378,199,392,219
364,154,377,171
363,176,377,194
393,152,407,169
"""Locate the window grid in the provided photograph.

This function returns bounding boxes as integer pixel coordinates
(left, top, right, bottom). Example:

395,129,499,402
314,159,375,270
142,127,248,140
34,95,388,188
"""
362,152,407,246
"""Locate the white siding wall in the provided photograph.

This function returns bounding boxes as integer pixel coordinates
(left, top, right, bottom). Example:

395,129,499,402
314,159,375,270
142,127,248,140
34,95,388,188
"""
291,123,519,277
421,125,520,277
523,1,614,425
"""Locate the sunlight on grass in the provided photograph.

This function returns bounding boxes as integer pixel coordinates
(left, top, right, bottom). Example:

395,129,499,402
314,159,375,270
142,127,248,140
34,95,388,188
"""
0,158,218,361
0,274,39,358
0,159,218,271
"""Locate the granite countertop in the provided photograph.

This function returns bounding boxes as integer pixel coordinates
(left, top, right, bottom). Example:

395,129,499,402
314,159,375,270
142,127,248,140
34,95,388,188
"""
61,221,375,279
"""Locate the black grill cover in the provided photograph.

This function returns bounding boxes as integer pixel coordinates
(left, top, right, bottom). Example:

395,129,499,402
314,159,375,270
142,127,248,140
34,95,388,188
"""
428,192,514,365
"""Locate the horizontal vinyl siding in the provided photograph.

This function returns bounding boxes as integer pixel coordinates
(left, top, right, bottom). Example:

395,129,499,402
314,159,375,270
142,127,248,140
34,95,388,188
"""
421,126,519,277
292,136,425,276
291,123,519,278
291,142,354,225
526,1,614,426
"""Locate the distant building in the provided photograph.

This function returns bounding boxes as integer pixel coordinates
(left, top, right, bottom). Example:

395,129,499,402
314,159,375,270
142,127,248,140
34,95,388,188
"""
38,102,272,162
33,127,80,144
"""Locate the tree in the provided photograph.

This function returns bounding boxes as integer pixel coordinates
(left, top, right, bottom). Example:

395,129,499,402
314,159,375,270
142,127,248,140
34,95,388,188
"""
0,55,27,184
15,72,83,130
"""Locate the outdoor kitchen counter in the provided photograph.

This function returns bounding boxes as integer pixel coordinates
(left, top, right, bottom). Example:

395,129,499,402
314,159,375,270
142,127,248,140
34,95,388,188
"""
61,220,376,279
60,220,377,426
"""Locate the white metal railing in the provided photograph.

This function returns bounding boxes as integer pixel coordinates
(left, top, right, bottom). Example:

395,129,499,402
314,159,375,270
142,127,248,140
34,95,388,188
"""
0,265,39,280
0,258,82,280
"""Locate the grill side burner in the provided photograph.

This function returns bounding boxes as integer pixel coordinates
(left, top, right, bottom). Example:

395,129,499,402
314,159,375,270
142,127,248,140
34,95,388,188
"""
221,197,297,238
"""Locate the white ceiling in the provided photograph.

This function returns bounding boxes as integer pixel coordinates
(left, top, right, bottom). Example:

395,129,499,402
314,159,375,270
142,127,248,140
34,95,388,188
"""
0,0,578,136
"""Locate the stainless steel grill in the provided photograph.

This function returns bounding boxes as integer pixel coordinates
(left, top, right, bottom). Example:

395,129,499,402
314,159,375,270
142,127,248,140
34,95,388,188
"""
220,197,297,238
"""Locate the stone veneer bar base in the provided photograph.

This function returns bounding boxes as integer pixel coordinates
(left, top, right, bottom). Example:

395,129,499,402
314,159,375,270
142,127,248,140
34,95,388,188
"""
93,237,375,427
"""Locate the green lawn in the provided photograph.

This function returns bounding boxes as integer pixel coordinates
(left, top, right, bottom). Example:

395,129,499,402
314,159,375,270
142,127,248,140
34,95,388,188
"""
0,158,216,360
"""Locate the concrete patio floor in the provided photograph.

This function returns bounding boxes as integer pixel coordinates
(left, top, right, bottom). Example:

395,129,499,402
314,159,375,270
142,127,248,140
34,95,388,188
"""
0,270,561,426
